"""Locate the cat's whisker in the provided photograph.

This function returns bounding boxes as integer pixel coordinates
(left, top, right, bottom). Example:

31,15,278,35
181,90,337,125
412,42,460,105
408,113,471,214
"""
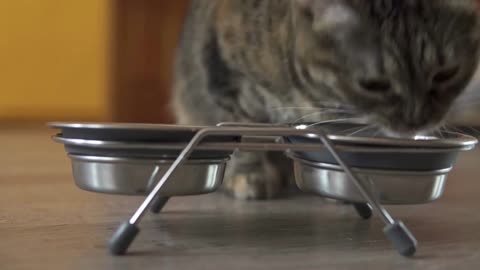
289,110,356,125
372,129,383,138
465,127,480,138
308,101,355,108
444,125,464,135
267,105,356,113
307,117,365,127
468,126,480,134
443,126,456,137
302,102,357,113
335,125,369,135
347,125,376,136
440,125,471,138
449,125,466,134
271,103,358,125
274,107,356,125
446,124,480,137
437,127,446,139
291,112,325,125
432,126,443,137
438,129,465,137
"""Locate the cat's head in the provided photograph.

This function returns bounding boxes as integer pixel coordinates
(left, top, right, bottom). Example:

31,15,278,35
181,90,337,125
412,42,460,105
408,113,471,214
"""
291,0,480,135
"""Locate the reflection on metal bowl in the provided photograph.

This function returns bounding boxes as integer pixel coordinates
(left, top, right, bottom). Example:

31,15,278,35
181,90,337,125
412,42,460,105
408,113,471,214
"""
69,155,228,196
290,155,449,205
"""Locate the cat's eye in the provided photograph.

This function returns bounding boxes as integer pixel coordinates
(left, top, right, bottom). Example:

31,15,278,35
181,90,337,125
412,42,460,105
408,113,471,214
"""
432,66,459,85
358,78,391,93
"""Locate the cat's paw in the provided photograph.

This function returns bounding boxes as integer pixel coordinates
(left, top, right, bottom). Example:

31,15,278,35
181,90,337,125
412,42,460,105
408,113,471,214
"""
223,171,283,200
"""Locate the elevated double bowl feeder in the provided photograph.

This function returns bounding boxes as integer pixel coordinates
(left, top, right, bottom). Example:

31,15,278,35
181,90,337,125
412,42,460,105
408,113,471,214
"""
50,121,478,257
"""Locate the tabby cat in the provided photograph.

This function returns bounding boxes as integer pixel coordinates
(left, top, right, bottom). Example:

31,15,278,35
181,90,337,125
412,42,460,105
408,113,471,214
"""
173,0,480,200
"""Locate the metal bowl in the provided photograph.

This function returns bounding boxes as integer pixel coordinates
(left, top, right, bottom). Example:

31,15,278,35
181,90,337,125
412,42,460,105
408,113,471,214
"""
68,155,228,196
49,122,240,159
290,154,449,205
284,123,477,204
289,123,477,148
285,123,477,171
51,122,477,204
49,122,240,143
54,135,234,160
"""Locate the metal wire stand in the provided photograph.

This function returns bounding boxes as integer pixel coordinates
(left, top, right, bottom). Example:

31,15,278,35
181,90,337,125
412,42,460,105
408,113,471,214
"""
107,124,417,257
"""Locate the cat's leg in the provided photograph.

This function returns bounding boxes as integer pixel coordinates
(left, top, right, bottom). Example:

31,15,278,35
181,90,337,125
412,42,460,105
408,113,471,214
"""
223,152,287,200
176,104,295,200
174,82,291,199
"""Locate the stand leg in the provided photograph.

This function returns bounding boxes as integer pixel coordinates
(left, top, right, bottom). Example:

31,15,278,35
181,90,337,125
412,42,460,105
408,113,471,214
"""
150,196,170,214
109,222,139,255
353,203,372,220
108,130,208,255
318,133,418,257
384,221,417,257
109,197,168,255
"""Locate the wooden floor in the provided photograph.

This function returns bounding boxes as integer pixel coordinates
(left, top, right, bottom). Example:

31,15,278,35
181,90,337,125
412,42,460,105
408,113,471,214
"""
2,126,480,270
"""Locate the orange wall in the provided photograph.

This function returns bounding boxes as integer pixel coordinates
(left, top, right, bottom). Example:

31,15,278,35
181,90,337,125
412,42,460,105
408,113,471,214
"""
0,0,110,122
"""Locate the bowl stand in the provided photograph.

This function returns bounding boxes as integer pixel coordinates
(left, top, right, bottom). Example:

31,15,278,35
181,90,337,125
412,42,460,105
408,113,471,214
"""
104,123,418,257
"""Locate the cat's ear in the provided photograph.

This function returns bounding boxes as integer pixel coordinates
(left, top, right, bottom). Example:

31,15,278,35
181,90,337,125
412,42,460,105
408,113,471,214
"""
294,0,358,29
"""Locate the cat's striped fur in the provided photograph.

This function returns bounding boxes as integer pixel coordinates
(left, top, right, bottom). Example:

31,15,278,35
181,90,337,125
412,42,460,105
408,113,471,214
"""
173,0,480,199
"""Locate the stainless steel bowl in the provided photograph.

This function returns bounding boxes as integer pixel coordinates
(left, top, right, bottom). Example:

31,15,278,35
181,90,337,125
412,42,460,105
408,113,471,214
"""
285,123,477,171
51,122,477,204
290,155,450,205
49,122,240,143
290,122,478,148
68,155,228,196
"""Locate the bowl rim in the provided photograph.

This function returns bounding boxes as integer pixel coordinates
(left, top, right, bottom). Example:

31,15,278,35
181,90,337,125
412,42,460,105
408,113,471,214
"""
292,124,478,149
48,122,207,131
48,122,478,151
53,134,476,154
68,154,230,164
